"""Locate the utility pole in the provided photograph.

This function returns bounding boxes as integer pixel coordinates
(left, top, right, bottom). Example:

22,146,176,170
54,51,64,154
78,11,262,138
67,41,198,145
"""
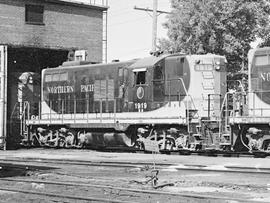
134,1,171,53
152,0,158,52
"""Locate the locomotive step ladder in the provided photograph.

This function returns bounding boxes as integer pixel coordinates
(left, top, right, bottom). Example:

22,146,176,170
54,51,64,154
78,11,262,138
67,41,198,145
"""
192,133,204,150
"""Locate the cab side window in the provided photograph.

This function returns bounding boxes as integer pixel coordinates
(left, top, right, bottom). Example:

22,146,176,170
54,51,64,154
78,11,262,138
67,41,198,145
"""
134,71,146,85
154,65,164,80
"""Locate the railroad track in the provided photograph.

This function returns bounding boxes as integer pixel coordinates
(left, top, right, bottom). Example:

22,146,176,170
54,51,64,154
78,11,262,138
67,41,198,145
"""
18,145,270,158
0,157,270,174
0,178,266,203
73,145,270,158
160,149,270,158
0,156,269,202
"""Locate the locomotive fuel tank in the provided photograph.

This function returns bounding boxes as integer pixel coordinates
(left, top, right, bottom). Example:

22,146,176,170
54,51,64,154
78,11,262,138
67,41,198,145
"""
77,131,134,148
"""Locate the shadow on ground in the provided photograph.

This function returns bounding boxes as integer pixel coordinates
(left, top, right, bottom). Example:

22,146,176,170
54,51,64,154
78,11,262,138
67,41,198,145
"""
0,162,57,178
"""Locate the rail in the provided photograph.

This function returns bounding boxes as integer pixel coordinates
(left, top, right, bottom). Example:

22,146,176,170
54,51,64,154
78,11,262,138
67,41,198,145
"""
229,91,270,117
217,79,247,135
178,78,197,113
0,177,261,203
218,92,233,137
154,77,198,119
39,98,118,124
21,101,30,135
27,99,186,125
152,77,197,111
216,90,270,126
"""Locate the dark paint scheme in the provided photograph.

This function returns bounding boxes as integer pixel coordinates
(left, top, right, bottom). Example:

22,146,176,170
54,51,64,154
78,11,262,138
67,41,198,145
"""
42,55,190,114
19,53,231,150
43,60,135,114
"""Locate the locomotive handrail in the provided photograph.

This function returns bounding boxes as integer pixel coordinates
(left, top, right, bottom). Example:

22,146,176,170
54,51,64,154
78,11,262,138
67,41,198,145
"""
236,80,246,93
224,90,270,118
177,77,198,133
178,78,198,114
160,77,197,110
218,92,234,137
228,80,246,93
20,101,30,139
28,77,202,126
24,101,30,126
39,98,120,125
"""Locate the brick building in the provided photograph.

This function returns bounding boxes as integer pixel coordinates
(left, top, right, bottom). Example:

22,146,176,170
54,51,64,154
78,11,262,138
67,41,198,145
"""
0,0,108,62
0,0,108,149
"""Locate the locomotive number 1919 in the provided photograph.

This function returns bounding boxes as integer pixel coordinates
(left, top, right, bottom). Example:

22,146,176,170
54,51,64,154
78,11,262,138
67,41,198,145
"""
134,102,147,112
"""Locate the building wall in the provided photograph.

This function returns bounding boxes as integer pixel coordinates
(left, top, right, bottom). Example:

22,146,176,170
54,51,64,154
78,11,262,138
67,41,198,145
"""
0,0,105,62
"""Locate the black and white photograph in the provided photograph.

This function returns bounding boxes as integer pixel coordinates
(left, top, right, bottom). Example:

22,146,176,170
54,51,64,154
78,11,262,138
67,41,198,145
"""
0,0,269,202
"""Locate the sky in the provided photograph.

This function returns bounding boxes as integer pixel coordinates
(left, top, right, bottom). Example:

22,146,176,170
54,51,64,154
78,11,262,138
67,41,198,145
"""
77,0,171,61
106,0,171,61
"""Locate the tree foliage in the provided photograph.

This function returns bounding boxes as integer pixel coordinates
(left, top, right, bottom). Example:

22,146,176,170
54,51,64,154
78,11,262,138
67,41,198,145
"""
159,0,270,77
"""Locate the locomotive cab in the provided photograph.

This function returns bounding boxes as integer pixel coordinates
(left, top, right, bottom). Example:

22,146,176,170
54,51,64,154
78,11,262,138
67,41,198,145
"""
131,68,149,112
127,56,165,112
127,54,191,113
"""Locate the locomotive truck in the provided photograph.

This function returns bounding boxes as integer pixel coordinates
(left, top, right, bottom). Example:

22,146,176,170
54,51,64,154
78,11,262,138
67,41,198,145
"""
17,51,229,151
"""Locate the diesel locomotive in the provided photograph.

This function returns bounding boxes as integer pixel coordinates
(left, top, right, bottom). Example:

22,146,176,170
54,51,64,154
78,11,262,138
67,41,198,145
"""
229,47,270,153
18,52,230,151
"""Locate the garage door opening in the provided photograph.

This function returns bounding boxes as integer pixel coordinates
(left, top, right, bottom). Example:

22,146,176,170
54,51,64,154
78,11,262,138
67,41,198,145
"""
6,46,69,149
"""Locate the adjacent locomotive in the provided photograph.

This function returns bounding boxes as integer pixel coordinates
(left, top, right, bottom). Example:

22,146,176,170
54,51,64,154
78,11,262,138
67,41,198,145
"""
20,52,228,151
229,47,270,153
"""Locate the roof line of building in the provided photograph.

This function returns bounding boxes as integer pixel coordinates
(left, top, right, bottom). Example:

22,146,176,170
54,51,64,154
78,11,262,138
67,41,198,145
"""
44,0,109,11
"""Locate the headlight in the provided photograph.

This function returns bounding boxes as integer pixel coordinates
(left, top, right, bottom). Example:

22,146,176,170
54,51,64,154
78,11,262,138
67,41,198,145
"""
215,66,220,70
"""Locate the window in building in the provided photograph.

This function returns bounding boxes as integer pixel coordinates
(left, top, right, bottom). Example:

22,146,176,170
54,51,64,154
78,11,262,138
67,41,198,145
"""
25,4,44,25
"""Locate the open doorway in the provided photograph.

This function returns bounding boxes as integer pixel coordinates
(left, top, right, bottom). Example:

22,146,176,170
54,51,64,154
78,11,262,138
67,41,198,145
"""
7,46,68,149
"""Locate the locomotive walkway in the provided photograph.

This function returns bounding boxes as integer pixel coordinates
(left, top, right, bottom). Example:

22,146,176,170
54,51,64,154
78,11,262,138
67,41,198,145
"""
0,148,269,171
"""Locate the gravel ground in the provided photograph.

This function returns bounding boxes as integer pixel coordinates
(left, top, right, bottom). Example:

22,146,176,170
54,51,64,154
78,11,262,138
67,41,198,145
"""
0,149,269,202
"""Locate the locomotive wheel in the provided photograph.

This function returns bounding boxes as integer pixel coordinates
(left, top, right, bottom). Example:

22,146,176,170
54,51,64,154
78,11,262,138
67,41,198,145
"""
221,145,231,151
157,137,176,151
58,136,66,148
134,141,145,150
261,139,270,151
64,132,76,148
